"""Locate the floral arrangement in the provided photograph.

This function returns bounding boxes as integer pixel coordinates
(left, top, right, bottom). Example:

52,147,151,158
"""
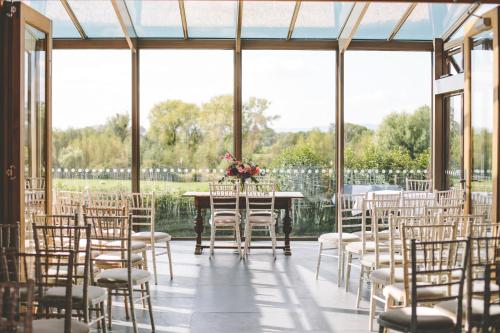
219,152,264,184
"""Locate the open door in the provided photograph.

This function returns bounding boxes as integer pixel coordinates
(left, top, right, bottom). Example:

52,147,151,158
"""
463,7,499,222
1,2,52,250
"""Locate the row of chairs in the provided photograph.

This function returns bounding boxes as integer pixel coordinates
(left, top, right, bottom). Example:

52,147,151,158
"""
377,225,500,333
316,188,495,331
209,182,277,259
52,190,173,284
1,213,155,333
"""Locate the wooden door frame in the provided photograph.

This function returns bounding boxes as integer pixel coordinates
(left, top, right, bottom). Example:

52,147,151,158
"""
463,7,499,218
0,2,52,248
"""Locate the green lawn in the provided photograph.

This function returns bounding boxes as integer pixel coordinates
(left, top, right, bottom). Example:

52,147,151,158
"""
53,178,209,194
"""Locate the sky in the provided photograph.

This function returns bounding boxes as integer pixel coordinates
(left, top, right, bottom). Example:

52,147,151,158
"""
52,49,432,131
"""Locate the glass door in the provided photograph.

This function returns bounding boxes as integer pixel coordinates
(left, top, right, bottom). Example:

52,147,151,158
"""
464,7,498,221
444,93,464,189
0,2,52,250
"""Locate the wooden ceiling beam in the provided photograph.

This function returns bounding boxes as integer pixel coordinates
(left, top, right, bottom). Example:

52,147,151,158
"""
338,2,370,53
179,0,188,40
442,3,480,41
287,1,301,40
236,0,243,52
60,0,87,39
387,3,416,41
111,0,137,51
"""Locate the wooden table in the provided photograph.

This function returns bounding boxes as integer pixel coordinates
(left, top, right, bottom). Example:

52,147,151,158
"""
183,191,304,256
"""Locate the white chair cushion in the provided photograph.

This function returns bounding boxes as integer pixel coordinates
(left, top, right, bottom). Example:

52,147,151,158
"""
96,268,151,285
361,253,402,268
106,240,147,251
42,285,107,305
379,307,455,331
32,318,89,333
95,253,143,263
345,241,377,254
435,298,500,323
318,233,360,248
131,231,171,242
247,215,275,224
370,267,405,284
383,283,448,303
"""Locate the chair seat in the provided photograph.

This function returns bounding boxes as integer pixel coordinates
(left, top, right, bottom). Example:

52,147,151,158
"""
131,231,171,242
96,268,151,285
106,240,147,251
361,253,401,268
318,232,360,248
209,216,240,226
345,241,377,254
371,267,405,284
383,283,448,303
379,307,455,332
247,215,275,224
33,318,89,333
435,298,500,323
95,253,143,263
41,285,107,306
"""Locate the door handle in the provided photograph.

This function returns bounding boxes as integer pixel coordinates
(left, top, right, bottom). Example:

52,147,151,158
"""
5,165,16,180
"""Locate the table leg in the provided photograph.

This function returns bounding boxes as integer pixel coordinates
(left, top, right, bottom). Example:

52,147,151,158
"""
283,199,292,256
194,204,204,255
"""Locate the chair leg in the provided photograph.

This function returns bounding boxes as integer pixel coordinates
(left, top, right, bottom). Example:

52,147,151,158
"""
345,252,352,292
356,265,364,308
243,224,249,258
337,245,343,286
128,285,138,333
270,224,277,260
124,292,130,320
369,282,377,331
235,224,242,259
100,301,107,333
315,243,323,280
210,225,216,257
166,240,173,279
107,289,113,330
145,282,155,332
378,324,384,333
151,241,159,285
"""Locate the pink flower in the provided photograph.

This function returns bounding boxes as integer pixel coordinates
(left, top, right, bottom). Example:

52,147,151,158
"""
223,152,235,161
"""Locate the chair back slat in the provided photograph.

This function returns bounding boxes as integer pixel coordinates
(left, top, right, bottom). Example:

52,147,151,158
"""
405,178,432,192
209,183,239,212
0,280,34,333
129,193,156,232
0,223,19,249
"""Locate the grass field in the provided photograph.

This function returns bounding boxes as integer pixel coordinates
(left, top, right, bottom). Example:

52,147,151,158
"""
53,178,209,193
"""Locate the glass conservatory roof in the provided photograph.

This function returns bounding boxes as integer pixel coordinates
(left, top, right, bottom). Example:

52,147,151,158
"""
21,1,497,42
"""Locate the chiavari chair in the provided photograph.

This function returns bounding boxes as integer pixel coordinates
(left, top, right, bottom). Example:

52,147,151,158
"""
438,214,485,239
0,248,89,332
208,182,242,258
32,223,107,329
0,222,19,249
0,279,34,333
83,205,147,272
346,193,400,307
405,178,433,192
383,223,457,310
368,215,434,331
378,238,469,333
434,235,500,332
53,190,84,216
482,263,500,332
85,213,154,333
244,182,277,259
316,193,364,285
129,192,173,284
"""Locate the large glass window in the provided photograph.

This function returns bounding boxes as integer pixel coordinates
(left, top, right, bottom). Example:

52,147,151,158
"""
471,32,493,212
140,50,233,236
445,94,463,189
52,50,131,192
242,50,336,236
344,51,432,191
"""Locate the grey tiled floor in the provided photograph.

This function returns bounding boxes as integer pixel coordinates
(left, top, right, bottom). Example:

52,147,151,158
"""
102,241,372,333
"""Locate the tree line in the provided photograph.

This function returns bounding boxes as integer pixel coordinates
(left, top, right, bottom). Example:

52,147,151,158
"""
53,94,442,172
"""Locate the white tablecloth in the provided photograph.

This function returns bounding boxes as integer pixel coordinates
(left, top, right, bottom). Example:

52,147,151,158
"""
351,190,434,215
